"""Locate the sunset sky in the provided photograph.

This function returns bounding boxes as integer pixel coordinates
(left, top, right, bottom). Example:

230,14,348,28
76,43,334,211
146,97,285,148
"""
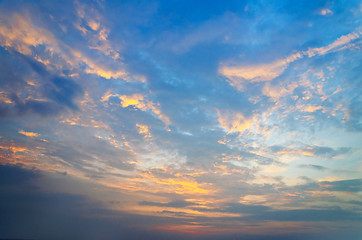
0,0,361,239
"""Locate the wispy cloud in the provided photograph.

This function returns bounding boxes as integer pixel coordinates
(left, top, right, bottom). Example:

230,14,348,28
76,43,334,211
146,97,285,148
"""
119,93,171,126
220,53,302,88
220,31,361,90
217,110,251,134
0,14,58,55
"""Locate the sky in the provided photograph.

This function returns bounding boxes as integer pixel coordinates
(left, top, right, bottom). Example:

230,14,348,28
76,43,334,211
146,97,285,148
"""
0,0,361,239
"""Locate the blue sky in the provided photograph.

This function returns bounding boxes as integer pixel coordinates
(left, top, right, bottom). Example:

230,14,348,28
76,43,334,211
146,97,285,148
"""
0,0,361,239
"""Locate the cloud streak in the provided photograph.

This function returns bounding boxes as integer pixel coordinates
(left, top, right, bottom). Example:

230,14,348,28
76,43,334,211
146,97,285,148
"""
220,30,362,90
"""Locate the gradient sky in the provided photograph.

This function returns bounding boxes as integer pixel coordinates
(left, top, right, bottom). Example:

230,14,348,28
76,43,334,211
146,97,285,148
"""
0,0,361,239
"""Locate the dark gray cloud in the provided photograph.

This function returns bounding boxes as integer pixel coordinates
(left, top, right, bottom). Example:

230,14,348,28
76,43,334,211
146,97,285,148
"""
45,76,82,110
2,164,361,240
140,200,196,208
193,202,270,215
45,134,136,175
320,179,362,192
0,47,83,119
298,164,328,171
0,164,189,240
221,202,270,214
312,146,351,157
0,164,40,186
246,208,362,222
298,179,362,193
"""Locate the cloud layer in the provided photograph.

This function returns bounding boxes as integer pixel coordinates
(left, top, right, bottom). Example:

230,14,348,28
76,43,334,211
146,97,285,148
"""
0,0,361,239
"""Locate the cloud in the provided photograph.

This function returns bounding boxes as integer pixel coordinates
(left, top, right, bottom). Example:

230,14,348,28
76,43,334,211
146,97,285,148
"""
46,135,136,174
74,1,124,61
136,124,152,138
247,208,362,222
318,8,333,16
312,146,350,157
0,1,361,239
294,178,362,194
73,49,141,82
103,93,171,126
305,31,361,57
0,52,83,118
297,105,323,113
0,12,143,83
84,64,126,79
139,200,195,208
140,167,212,195
165,12,241,53
262,82,298,100
298,164,327,171
18,130,40,138
88,20,100,31
60,115,110,130
0,164,194,240
217,110,251,134
270,145,350,158
0,164,40,186
0,91,13,104
220,53,302,87
70,50,128,80
219,202,271,214
318,179,362,192
46,76,83,109
0,14,57,55
220,31,361,90
2,144,25,155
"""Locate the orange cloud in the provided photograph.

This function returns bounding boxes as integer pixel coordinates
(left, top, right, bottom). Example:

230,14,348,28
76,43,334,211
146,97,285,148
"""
262,82,298,101
0,91,13,104
84,67,126,79
119,94,171,126
219,53,302,89
71,50,127,80
0,12,147,86
299,105,323,113
275,148,314,157
0,14,57,55
18,130,40,138
217,110,251,134
88,20,100,31
0,145,28,153
136,124,152,138
74,2,124,61
60,116,110,130
70,50,145,82
141,169,212,195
